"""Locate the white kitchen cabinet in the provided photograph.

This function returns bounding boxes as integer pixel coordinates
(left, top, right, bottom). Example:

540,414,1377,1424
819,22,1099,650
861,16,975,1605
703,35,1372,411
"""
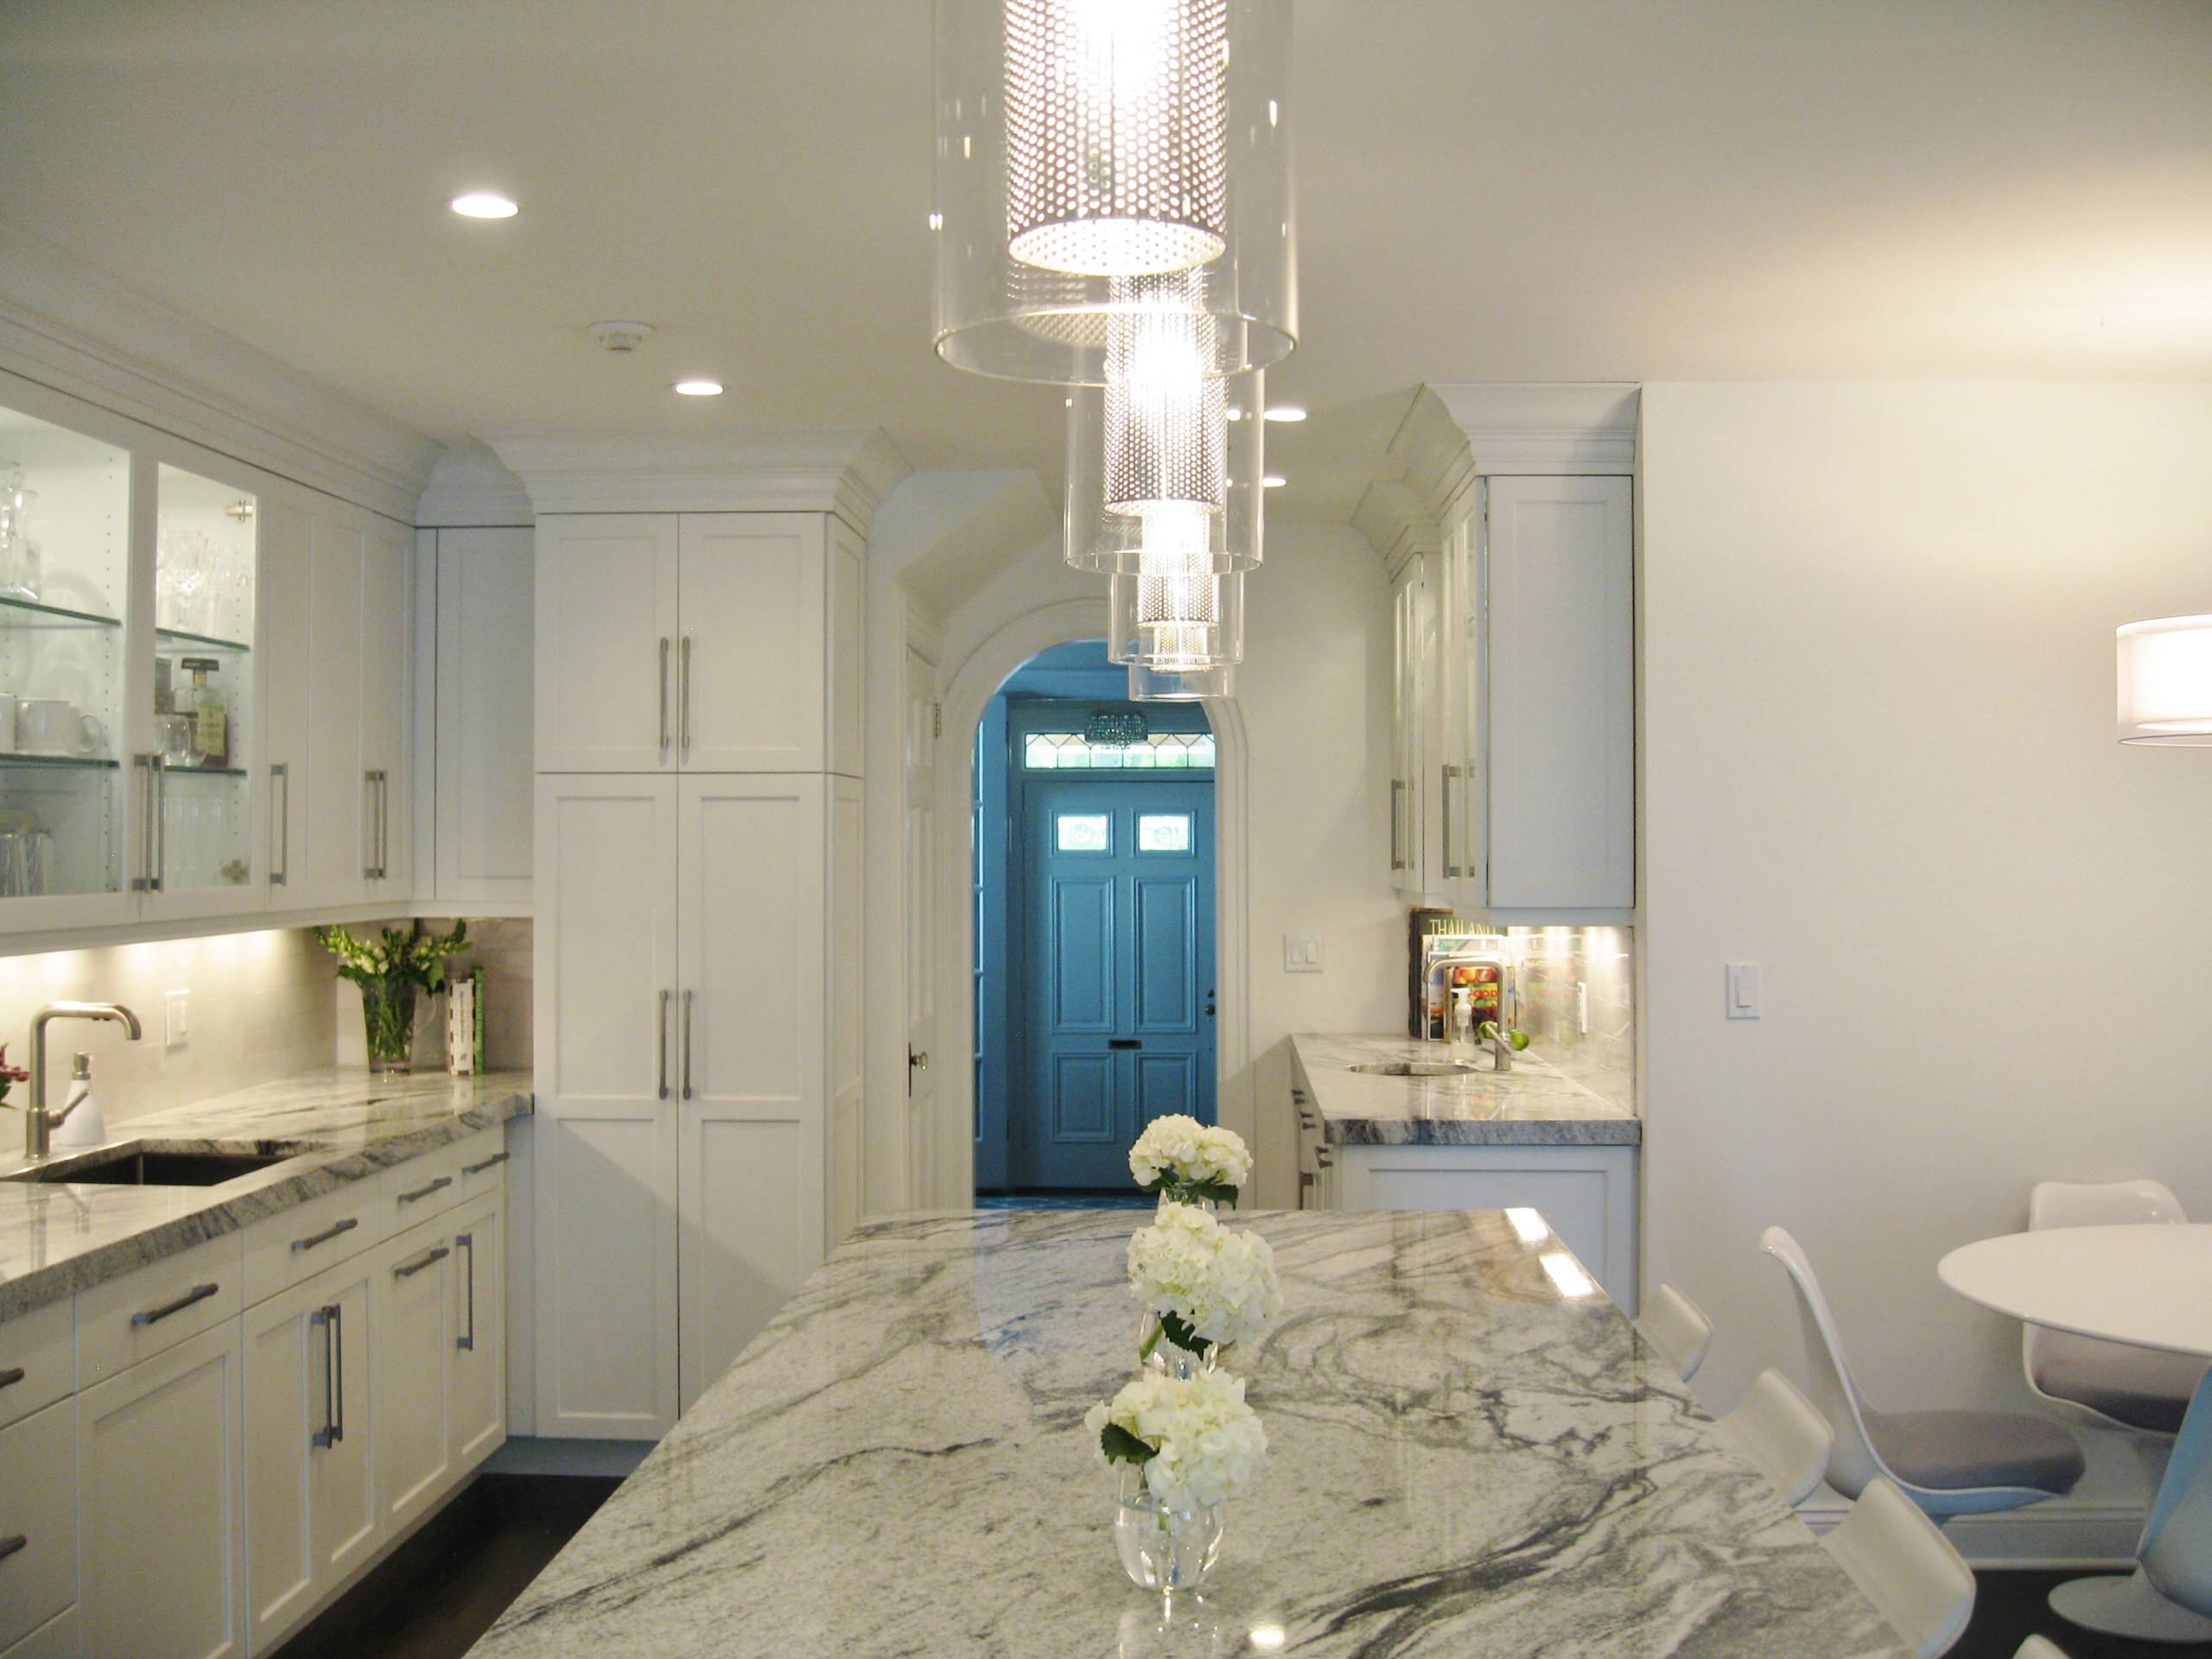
427,527,534,912
0,1399,76,1653
372,1221,456,1535
448,1192,506,1468
1439,475,1633,917
242,1254,376,1653
359,517,413,901
77,1320,247,1659
0,1606,77,1659
537,770,854,1432
1389,555,1439,899
533,515,679,773
534,512,862,778
531,773,682,1438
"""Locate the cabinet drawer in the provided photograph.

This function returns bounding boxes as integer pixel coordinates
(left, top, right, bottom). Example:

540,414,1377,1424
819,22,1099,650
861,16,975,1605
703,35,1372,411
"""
77,1233,243,1386
448,1128,510,1201
0,1399,77,1650
379,1140,476,1229
0,1298,73,1432
242,1176,392,1306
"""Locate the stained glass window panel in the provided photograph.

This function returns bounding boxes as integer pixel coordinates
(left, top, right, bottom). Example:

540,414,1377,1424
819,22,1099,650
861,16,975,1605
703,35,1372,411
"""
1024,733,1215,771
1138,814,1192,852
1055,814,1111,852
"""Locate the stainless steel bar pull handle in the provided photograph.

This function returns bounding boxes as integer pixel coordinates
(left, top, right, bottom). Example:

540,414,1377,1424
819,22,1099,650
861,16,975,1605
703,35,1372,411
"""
311,1303,343,1447
270,762,289,886
397,1174,451,1205
291,1216,359,1253
658,637,671,751
131,1281,219,1326
1440,765,1461,878
393,1244,449,1281
362,770,384,880
679,636,693,754
0,1366,23,1390
657,990,671,1100
681,988,694,1100
1389,779,1405,871
150,756,167,891
130,755,153,891
461,1152,510,1177
456,1232,475,1351
0,1535,25,1564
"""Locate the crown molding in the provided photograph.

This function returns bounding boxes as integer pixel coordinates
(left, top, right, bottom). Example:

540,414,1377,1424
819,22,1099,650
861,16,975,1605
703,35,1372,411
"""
0,217,442,524
482,427,912,532
1351,479,1440,576
415,441,536,527
1431,382,1640,476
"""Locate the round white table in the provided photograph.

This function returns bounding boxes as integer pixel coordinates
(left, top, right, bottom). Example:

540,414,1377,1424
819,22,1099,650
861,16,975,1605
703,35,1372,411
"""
1940,1223,2212,1644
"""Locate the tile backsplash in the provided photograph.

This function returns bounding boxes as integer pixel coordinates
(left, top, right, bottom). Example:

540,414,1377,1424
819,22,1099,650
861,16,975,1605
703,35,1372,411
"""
0,927,335,1128
1510,925,1634,1112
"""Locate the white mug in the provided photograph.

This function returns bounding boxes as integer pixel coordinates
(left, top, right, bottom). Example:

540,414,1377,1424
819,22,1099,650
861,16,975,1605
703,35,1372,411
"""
0,691,15,752
17,699,100,757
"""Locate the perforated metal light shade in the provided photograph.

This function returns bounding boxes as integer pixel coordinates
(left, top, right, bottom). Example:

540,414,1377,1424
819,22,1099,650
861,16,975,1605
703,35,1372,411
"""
1066,372,1263,576
2119,614,2212,744
1109,568,1244,672
934,0,1295,385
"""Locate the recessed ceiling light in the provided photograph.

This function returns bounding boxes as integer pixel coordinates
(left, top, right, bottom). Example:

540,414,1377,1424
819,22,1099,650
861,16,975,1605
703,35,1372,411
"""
674,379,725,397
1262,474,1287,488
449,192,518,219
1263,405,1306,423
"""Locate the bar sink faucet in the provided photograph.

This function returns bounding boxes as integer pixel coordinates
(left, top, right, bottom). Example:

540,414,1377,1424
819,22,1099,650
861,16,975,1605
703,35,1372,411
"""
23,1001,141,1160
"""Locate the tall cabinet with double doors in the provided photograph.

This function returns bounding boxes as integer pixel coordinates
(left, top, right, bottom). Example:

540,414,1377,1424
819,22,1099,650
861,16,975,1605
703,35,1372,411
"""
0,368,411,944
533,509,864,1436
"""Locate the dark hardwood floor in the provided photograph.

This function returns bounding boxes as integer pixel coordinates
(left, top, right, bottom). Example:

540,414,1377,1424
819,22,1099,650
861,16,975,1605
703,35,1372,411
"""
276,1474,618,1659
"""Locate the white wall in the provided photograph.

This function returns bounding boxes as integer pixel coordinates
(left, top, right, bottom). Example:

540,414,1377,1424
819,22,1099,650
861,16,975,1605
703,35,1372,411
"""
1640,382,2212,1552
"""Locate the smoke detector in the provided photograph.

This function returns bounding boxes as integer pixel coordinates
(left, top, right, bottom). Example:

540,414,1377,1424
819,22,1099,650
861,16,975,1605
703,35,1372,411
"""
588,320,654,353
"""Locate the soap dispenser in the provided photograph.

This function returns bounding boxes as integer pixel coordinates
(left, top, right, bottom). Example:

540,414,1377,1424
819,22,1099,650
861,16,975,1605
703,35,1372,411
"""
50,1052,105,1149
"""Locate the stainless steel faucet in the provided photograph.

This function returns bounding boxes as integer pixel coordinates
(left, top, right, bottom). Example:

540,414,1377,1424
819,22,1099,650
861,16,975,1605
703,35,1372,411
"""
24,1001,141,1160
1484,1020,1516,1073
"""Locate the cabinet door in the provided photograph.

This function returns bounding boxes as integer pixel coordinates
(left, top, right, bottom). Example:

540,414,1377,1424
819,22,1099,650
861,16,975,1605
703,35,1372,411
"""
372,1223,454,1533
243,1257,376,1652
1389,559,1428,894
448,1192,506,1468
676,514,823,772
301,504,366,907
0,1400,75,1652
677,774,828,1411
534,515,677,772
533,774,679,1436
258,493,312,907
79,1321,246,1659
359,516,412,899
1482,476,1634,911
435,528,534,907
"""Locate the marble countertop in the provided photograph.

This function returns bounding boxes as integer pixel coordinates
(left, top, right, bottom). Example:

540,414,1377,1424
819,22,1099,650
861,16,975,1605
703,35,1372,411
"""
1293,1033,1641,1146
469,1209,1900,1659
0,1069,531,1322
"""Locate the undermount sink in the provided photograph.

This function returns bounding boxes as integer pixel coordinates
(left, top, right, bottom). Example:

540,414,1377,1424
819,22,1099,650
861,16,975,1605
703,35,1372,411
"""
6,1147,291,1186
1350,1060,1482,1077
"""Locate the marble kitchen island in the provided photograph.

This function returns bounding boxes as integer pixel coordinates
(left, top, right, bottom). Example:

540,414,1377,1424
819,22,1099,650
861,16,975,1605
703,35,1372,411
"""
468,1209,1902,1659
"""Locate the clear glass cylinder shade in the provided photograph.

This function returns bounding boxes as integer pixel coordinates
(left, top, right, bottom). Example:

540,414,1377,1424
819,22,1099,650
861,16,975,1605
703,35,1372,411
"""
1128,662,1231,701
934,0,1296,385
1066,373,1262,575
2118,614,2212,744
1109,568,1244,672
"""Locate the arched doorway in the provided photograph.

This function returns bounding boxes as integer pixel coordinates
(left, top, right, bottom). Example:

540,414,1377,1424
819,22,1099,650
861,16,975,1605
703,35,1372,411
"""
975,642,1218,1194
927,597,1252,1207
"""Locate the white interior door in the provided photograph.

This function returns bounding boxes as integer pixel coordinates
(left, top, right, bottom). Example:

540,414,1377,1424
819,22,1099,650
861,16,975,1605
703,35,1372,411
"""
534,515,678,772
903,648,938,1206
676,513,824,772
533,773,680,1437
676,774,825,1411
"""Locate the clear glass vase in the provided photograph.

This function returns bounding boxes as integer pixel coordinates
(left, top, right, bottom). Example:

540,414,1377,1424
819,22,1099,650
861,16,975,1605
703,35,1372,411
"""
1154,1190,1219,1216
1138,1313,1217,1381
1114,1464,1223,1595
359,979,417,1074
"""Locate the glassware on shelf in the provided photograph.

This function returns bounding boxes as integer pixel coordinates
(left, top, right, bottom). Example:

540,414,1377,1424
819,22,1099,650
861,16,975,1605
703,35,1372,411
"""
159,713,196,768
0,464,41,602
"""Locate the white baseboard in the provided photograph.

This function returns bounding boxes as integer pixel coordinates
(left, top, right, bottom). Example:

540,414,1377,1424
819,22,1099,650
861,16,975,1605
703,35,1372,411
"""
1796,1490,2143,1569
485,1436,653,1478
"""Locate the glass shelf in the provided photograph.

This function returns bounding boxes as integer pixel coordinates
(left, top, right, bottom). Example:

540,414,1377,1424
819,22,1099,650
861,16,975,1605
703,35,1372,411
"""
0,593,122,631
0,753,119,771
156,626,251,653
160,764,245,778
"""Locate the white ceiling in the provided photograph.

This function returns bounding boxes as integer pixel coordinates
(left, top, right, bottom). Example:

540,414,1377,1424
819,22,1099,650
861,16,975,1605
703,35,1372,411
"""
2,0,2208,520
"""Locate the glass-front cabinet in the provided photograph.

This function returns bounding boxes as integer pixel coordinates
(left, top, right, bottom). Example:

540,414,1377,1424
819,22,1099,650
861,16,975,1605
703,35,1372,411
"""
0,380,268,930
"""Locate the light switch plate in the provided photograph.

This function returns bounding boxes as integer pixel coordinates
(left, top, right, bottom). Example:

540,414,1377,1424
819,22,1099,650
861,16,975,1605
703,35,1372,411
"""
1283,934,1325,974
1725,963,1761,1020
165,988,189,1047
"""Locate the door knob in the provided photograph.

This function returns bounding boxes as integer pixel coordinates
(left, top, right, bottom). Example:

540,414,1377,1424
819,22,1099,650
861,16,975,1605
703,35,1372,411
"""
909,1047,930,1071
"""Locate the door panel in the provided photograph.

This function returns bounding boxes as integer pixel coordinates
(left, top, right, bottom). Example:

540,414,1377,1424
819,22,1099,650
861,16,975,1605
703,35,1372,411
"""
677,514,822,772
1016,776,1213,1189
534,515,677,772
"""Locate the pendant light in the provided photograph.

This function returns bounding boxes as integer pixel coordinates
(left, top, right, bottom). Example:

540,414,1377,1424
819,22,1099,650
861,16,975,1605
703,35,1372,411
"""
1065,371,1264,576
1108,568,1245,675
1128,662,1232,701
933,0,1295,385
2118,614,2212,744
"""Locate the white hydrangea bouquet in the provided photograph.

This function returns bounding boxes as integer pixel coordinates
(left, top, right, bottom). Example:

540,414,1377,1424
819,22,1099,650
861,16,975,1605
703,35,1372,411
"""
1128,1114,1252,1208
1086,1370,1269,1511
1128,1201,1283,1364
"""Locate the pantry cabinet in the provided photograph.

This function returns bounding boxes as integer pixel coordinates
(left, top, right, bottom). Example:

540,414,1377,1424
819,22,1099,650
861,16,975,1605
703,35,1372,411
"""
534,768,858,1434
422,527,534,912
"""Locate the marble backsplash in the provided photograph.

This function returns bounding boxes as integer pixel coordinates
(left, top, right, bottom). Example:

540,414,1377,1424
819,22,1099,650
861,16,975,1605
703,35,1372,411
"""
1420,921,1635,1112
333,917,533,1073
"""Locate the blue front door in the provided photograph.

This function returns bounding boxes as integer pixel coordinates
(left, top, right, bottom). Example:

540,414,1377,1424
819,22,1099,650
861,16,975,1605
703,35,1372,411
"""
1016,776,1215,1189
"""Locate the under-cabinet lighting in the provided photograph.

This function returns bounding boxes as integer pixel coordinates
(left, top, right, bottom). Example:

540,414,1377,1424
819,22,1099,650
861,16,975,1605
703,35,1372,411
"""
449,193,518,219
673,380,725,397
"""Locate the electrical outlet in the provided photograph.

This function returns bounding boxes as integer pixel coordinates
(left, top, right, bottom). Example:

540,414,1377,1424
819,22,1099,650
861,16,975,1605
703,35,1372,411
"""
165,988,190,1047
